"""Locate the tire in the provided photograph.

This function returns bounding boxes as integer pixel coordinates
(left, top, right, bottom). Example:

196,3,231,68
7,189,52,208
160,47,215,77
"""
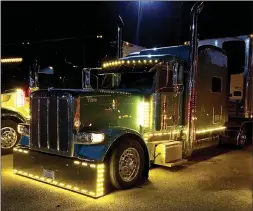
109,139,145,189
1,120,21,154
236,127,247,149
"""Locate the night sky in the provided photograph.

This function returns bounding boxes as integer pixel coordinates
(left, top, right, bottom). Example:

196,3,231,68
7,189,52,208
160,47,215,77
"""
1,1,253,67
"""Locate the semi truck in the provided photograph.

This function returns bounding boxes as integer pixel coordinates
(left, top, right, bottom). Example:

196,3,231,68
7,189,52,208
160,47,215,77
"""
14,2,252,198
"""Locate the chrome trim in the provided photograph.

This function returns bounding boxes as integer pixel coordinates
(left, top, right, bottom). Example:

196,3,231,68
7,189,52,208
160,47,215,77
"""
30,93,74,157
245,38,252,118
56,97,60,151
46,98,50,149
37,98,41,148
1,113,26,123
185,2,204,157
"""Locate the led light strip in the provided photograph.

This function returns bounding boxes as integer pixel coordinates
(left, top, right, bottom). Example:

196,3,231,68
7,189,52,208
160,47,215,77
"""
103,59,158,68
13,148,28,154
1,58,23,63
144,127,226,139
13,164,105,198
13,148,105,197
96,164,105,197
74,161,105,196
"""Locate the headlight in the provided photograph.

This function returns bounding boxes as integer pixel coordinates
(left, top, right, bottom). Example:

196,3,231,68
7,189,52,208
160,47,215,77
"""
17,123,30,137
74,132,104,145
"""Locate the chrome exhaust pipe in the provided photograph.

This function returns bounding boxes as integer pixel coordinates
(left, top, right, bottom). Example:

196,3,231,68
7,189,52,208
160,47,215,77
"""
185,1,204,157
116,15,124,59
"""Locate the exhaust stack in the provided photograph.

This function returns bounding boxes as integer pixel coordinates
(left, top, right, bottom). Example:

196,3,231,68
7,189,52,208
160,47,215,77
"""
185,2,204,157
116,15,124,59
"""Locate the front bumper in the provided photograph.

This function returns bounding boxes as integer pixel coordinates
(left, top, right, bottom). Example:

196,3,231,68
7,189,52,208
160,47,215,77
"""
13,146,107,198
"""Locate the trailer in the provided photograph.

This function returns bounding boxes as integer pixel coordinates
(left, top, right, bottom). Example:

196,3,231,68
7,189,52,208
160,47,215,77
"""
14,2,252,198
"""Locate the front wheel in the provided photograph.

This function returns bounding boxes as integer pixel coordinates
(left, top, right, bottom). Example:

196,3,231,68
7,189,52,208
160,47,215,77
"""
109,139,145,189
1,120,21,154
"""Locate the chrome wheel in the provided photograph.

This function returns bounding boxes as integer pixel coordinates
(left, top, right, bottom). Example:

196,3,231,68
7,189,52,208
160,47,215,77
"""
119,148,140,182
1,127,18,149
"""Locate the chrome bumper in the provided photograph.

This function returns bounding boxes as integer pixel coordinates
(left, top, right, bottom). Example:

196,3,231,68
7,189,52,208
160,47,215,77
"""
13,146,107,198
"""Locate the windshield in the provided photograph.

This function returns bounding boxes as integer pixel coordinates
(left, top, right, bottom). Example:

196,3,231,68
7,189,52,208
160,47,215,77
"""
99,72,156,91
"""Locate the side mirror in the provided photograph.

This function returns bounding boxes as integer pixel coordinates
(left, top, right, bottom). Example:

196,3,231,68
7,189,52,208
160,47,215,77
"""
38,66,54,75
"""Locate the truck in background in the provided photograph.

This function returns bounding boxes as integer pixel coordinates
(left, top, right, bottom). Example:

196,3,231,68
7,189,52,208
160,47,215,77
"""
14,2,252,198
1,57,53,154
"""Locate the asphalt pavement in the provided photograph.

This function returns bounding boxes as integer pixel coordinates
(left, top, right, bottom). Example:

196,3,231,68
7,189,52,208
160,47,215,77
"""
2,145,252,211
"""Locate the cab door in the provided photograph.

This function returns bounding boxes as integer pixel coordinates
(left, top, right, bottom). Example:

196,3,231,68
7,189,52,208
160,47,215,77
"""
154,61,185,134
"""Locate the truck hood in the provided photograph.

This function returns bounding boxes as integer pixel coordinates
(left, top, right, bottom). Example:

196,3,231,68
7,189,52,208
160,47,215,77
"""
31,89,150,133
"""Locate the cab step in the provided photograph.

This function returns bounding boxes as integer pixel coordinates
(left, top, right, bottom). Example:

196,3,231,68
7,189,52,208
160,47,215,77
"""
163,159,188,167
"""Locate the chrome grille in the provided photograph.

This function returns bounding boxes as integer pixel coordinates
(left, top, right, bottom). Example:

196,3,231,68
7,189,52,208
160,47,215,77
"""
30,93,74,157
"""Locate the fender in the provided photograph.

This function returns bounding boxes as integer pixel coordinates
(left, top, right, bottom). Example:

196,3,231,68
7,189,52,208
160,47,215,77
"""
237,120,253,142
1,108,27,123
74,127,150,179
74,127,149,161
